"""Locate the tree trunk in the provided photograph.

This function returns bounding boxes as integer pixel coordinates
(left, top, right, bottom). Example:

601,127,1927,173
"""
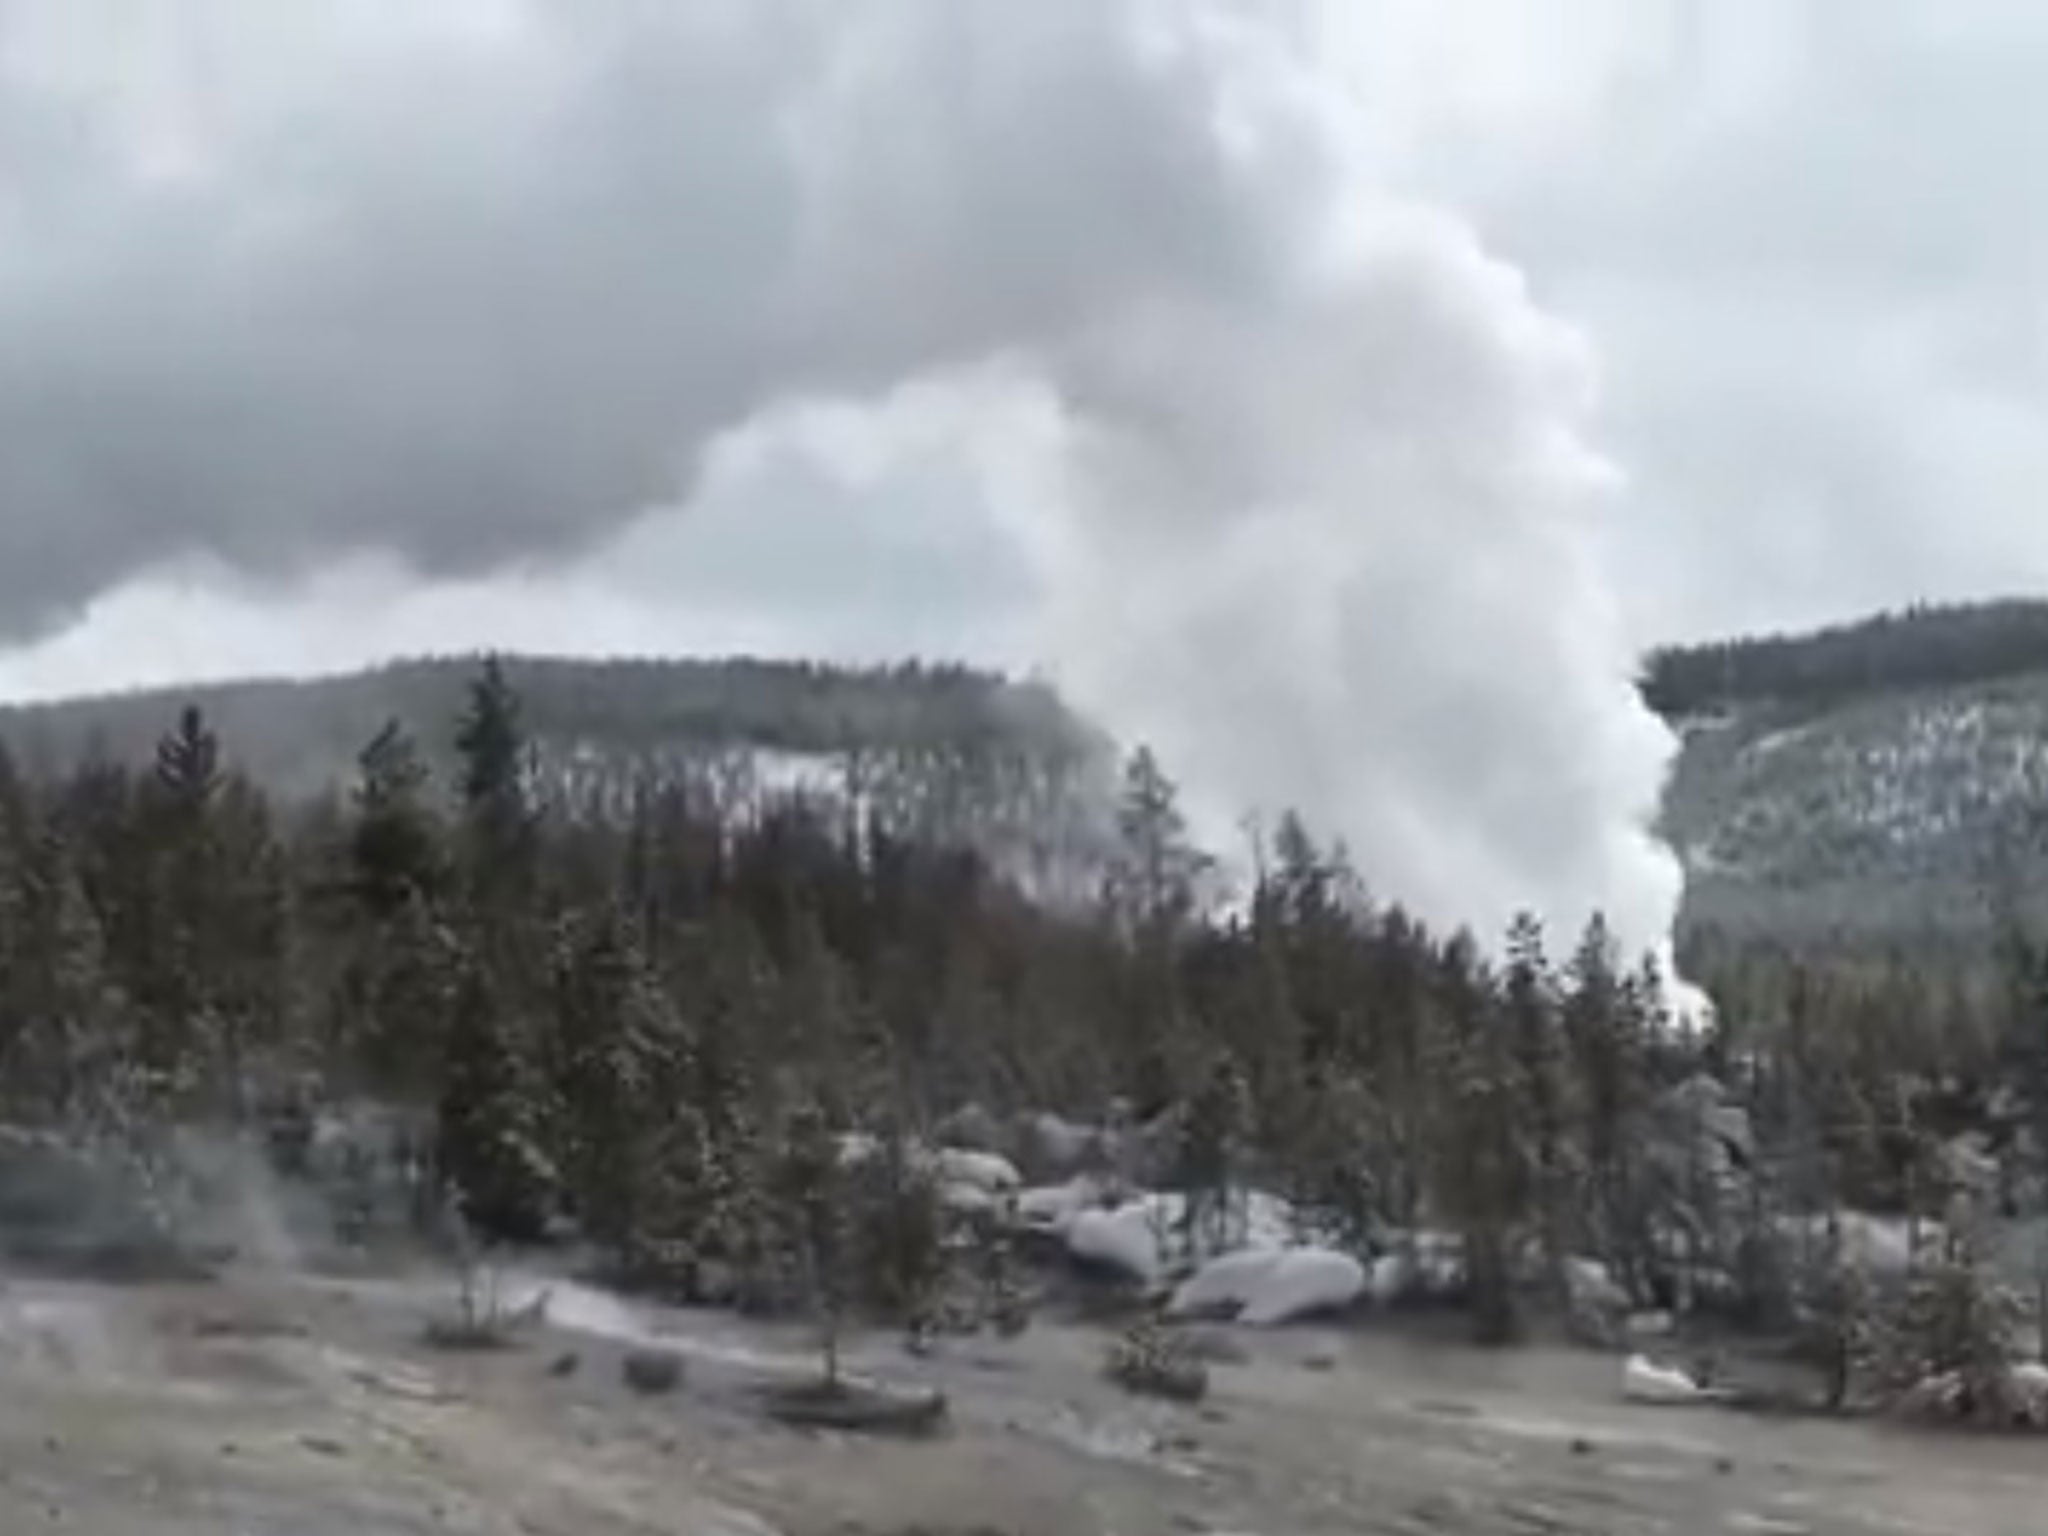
1468,1226,1518,1346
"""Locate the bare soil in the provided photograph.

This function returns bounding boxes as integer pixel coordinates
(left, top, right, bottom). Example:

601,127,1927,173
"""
0,1263,2042,1535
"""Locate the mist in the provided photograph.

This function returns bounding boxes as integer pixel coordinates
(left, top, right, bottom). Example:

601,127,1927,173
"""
0,0,1682,953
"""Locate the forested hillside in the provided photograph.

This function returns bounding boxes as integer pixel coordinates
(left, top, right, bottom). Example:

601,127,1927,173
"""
1641,599,2048,720
0,655,1116,903
1651,601,2048,955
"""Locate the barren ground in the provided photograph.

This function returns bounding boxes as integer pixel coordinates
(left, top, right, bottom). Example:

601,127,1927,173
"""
0,1261,2043,1535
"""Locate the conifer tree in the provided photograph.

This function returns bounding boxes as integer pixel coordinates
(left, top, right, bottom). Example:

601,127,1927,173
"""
435,960,557,1243
1504,911,1570,1297
1564,913,1647,1284
770,1093,849,1385
453,656,536,908
350,719,443,919
1430,934,1529,1344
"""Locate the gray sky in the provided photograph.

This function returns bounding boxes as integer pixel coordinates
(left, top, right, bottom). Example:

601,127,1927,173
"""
0,0,2037,950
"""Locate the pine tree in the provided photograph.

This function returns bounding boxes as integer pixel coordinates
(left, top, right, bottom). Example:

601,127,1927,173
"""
548,906,693,1265
1430,934,1529,1344
3,819,117,1118
1111,746,1208,936
1109,746,1208,1112
770,1093,849,1385
350,719,443,919
1794,1219,1876,1411
1880,1228,2025,1419
453,656,536,907
153,705,221,814
346,895,460,1094
1174,1049,1248,1258
1504,912,1570,1300
1564,914,1647,1288
435,960,557,1243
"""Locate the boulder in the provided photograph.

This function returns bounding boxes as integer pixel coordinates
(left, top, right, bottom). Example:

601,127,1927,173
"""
1169,1247,1364,1326
1069,1201,1167,1286
622,1348,685,1395
1168,1249,1278,1319
1014,1177,1106,1238
933,1148,1021,1196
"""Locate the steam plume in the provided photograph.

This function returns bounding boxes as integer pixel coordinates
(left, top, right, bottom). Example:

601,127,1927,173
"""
0,1,1682,951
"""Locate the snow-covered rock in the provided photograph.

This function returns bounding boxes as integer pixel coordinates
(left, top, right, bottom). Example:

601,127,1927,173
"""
934,1148,1021,1195
1068,1201,1168,1285
1167,1247,1365,1326
835,1136,1020,1210
1015,1178,1104,1237
1167,1250,1283,1318
1242,1250,1366,1326
1036,1180,1308,1287
1623,1354,1709,1406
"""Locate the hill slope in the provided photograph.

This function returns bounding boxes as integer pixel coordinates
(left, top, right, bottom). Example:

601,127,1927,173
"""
18,607,2048,957
0,655,1119,891
1650,601,2048,953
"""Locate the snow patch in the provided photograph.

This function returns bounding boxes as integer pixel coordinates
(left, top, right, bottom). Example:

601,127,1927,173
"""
1622,1354,1710,1406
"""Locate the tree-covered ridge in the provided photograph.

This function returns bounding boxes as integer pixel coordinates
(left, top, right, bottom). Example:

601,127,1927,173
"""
1660,664,2048,970
0,655,1117,904
0,654,1109,799
1642,598,2048,720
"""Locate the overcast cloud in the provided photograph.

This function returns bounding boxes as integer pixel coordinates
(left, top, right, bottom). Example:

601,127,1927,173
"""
2,1,2042,952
